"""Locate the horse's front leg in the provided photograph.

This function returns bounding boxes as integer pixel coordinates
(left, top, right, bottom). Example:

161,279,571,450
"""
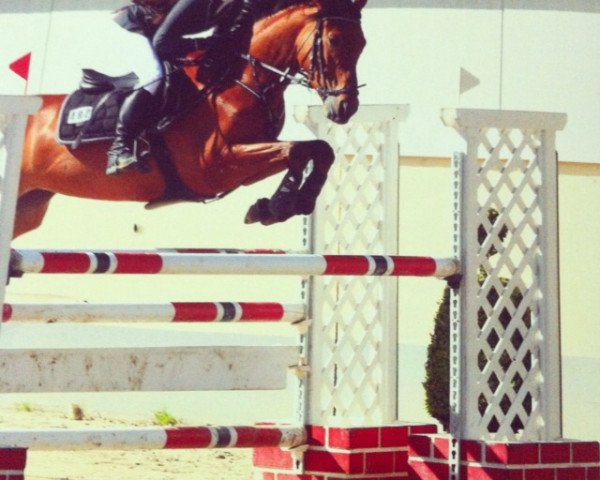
293,141,336,216
231,140,334,225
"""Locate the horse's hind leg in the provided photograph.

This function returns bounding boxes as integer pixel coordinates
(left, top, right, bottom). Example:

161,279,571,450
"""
13,189,55,238
243,140,334,225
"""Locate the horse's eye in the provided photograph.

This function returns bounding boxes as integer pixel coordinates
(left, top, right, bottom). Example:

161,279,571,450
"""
328,33,341,47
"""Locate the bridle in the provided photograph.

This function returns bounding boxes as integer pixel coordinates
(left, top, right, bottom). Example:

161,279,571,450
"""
228,14,365,135
236,14,365,99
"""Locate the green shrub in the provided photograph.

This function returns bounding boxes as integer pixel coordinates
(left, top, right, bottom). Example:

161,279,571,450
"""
423,286,451,430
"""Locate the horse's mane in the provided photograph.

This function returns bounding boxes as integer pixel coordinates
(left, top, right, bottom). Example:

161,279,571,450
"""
253,0,362,22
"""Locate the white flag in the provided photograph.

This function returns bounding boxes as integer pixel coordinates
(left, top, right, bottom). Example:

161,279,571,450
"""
459,67,480,94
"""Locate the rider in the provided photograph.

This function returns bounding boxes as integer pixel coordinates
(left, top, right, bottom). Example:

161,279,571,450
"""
106,0,256,175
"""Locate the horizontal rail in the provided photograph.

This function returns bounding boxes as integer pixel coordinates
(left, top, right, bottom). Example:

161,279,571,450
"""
2,302,305,323
0,344,298,392
0,425,306,450
10,250,459,278
158,248,288,254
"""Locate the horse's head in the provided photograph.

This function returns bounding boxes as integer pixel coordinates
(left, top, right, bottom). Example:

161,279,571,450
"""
297,0,367,124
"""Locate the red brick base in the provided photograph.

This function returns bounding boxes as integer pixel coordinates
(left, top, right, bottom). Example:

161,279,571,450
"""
0,448,27,480
253,423,437,479
407,434,600,480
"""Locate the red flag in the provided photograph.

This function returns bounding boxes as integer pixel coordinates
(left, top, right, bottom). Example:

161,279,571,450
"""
9,53,31,81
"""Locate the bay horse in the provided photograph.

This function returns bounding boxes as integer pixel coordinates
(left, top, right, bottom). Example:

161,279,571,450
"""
15,0,367,238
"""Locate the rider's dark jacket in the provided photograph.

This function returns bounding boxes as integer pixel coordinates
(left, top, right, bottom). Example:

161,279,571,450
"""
114,0,255,59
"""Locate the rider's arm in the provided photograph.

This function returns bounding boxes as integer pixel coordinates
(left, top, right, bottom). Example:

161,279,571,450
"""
152,0,213,58
153,0,256,59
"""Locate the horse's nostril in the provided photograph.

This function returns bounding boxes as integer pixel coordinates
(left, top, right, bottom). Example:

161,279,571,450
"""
341,101,348,115
338,100,349,118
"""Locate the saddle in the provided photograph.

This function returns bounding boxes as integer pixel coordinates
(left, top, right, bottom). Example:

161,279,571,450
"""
56,65,208,208
57,66,198,148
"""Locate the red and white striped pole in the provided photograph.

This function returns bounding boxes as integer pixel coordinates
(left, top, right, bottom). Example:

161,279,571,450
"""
10,250,459,278
0,425,306,450
2,302,305,323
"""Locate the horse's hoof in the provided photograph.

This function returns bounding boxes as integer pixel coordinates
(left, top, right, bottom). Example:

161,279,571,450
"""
244,198,271,224
260,216,280,226
269,190,298,219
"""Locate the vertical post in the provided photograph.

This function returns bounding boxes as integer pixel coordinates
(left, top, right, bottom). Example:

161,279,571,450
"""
0,96,42,327
536,129,562,440
380,111,402,420
448,152,466,479
442,108,567,443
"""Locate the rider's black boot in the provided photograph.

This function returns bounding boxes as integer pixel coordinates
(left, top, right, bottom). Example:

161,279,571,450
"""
106,88,156,176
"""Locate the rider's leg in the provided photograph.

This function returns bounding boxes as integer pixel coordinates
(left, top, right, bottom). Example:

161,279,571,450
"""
106,88,158,175
106,31,164,175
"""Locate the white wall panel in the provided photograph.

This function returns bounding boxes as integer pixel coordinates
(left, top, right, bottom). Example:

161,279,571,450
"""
358,8,503,158
501,10,599,162
40,9,128,94
0,2,52,95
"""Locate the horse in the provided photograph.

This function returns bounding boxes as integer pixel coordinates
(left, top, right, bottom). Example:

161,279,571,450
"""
15,0,367,238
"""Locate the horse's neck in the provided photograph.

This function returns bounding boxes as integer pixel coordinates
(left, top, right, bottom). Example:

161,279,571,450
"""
250,6,317,74
200,7,319,139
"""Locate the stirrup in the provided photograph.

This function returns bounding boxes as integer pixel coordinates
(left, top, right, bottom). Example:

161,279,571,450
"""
106,152,139,176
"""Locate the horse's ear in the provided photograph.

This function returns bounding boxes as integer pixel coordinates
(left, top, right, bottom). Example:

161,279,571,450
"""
352,0,367,10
